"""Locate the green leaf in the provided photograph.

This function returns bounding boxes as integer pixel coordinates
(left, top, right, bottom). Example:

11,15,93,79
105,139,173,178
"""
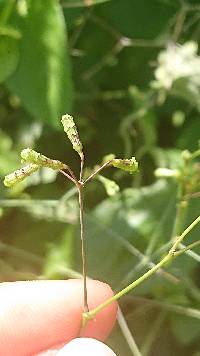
0,34,19,83
7,0,73,126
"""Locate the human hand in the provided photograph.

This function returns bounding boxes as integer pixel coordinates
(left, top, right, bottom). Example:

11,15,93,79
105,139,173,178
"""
0,279,118,356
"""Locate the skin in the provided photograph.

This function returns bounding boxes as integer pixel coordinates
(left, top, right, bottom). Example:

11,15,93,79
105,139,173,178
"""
0,279,118,356
56,338,117,355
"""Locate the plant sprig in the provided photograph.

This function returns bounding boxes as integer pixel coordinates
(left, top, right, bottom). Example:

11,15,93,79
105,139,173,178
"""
3,113,139,313
3,114,200,333
82,215,200,327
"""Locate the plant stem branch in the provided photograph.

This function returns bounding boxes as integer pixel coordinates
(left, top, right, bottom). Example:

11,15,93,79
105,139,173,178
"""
174,240,200,257
83,216,200,324
84,255,171,322
118,308,142,356
59,169,77,185
78,153,89,312
65,166,78,182
170,200,188,242
84,160,112,184
80,153,84,182
169,215,200,253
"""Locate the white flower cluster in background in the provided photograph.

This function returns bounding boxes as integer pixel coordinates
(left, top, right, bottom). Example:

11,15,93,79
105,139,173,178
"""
152,41,200,110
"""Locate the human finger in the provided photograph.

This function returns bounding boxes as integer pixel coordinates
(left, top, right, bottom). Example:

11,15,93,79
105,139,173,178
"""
56,338,117,355
0,279,117,356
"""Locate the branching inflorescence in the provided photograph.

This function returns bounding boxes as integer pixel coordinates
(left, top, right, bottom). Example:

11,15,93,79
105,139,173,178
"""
4,114,200,329
4,114,138,314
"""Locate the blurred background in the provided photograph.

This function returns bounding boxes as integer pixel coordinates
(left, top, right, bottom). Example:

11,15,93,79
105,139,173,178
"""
0,0,200,355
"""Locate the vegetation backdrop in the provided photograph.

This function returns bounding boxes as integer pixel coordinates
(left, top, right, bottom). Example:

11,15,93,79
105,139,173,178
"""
0,1,200,355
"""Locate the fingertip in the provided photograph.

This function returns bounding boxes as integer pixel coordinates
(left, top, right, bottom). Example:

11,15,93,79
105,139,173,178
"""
0,279,118,355
81,280,118,341
56,338,117,356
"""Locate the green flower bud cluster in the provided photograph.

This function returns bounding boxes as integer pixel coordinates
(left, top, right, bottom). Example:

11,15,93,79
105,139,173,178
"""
111,157,138,173
21,148,67,170
4,164,39,187
61,114,83,157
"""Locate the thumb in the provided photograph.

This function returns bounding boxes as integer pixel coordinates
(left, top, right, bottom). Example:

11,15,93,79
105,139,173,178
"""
56,338,117,356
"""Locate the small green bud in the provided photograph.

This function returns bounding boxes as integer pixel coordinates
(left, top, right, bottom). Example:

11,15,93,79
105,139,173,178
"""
4,164,39,187
111,157,138,174
98,175,120,196
61,114,83,157
21,148,67,170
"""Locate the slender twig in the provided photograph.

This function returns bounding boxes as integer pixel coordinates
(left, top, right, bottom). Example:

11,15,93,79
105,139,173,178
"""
170,200,188,243
80,153,85,182
169,216,200,254
151,240,200,264
126,295,200,320
174,240,200,257
62,163,78,182
78,153,89,312
85,212,178,286
83,254,171,323
84,160,112,184
59,169,77,185
82,216,200,325
122,198,175,286
58,149,88,312
179,242,200,262
118,308,142,356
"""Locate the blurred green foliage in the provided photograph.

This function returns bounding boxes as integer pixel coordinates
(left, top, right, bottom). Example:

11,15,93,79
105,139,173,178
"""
0,0,200,355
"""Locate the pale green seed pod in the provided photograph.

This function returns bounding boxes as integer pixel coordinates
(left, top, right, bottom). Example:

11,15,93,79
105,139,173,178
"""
4,164,39,187
21,148,67,170
61,114,83,156
111,157,138,173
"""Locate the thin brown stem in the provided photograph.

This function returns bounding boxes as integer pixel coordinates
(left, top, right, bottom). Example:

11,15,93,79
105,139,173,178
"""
80,153,85,182
63,164,78,182
84,160,112,184
78,183,89,312
59,152,88,312
78,152,89,312
67,169,78,182
59,169,77,185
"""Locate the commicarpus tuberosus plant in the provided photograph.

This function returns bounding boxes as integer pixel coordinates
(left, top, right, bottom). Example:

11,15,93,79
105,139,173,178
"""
4,114,200,328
